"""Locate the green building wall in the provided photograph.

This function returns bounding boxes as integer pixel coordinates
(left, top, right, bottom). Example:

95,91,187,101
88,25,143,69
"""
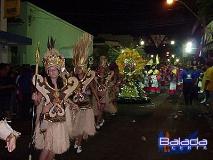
8,2,91,65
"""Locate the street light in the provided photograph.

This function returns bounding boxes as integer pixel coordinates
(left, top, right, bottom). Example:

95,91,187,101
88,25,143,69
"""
140,40,145,46
185,41,193,53
151,55,154,58
171,40,175,45
166,0,174,5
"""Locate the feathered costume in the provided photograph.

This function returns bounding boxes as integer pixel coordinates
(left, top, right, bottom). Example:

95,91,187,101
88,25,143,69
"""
32,38,78,154
70,33,96,138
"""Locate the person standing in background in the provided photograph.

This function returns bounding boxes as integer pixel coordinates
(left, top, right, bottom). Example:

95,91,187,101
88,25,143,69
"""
181,65,198,105
204,61,213,108
0,64,16,120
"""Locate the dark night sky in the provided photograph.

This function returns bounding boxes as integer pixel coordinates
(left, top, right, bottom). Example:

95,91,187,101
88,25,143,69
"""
24,0,198,39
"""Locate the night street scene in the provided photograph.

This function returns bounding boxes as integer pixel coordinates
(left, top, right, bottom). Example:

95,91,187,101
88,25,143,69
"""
0,0,213,160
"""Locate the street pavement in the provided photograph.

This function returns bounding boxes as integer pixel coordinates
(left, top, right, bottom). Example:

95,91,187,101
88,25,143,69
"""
0,93,213,160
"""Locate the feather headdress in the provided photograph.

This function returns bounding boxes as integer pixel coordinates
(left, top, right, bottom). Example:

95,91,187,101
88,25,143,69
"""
73,33,92,68
43,37,65,71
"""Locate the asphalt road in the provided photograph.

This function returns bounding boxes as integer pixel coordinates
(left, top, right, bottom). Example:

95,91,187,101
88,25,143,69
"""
1,93,213,160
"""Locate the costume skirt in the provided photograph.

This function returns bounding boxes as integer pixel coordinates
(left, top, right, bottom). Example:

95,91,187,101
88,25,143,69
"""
71,108,95,139
34,101,70,154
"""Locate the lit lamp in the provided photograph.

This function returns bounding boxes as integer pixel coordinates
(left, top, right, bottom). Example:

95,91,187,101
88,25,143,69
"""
140,40,145,46
166,0,174,5
185,41,193,53
167,58,170,62
171,40,175,45
172,54,175,58
151,55,154,58
176,58,180,62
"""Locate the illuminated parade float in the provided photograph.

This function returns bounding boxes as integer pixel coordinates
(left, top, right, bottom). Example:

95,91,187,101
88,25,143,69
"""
116,48,150,103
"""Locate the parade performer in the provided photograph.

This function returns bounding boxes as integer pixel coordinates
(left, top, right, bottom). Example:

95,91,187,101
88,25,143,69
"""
143,70,150,92
93,55,115,129
0,120,20,152
108,63,120,115
168,68,177,95
150,67,160,93
32,38,78,160
160,66,166,87
154,67,161,93
71,33,100,153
